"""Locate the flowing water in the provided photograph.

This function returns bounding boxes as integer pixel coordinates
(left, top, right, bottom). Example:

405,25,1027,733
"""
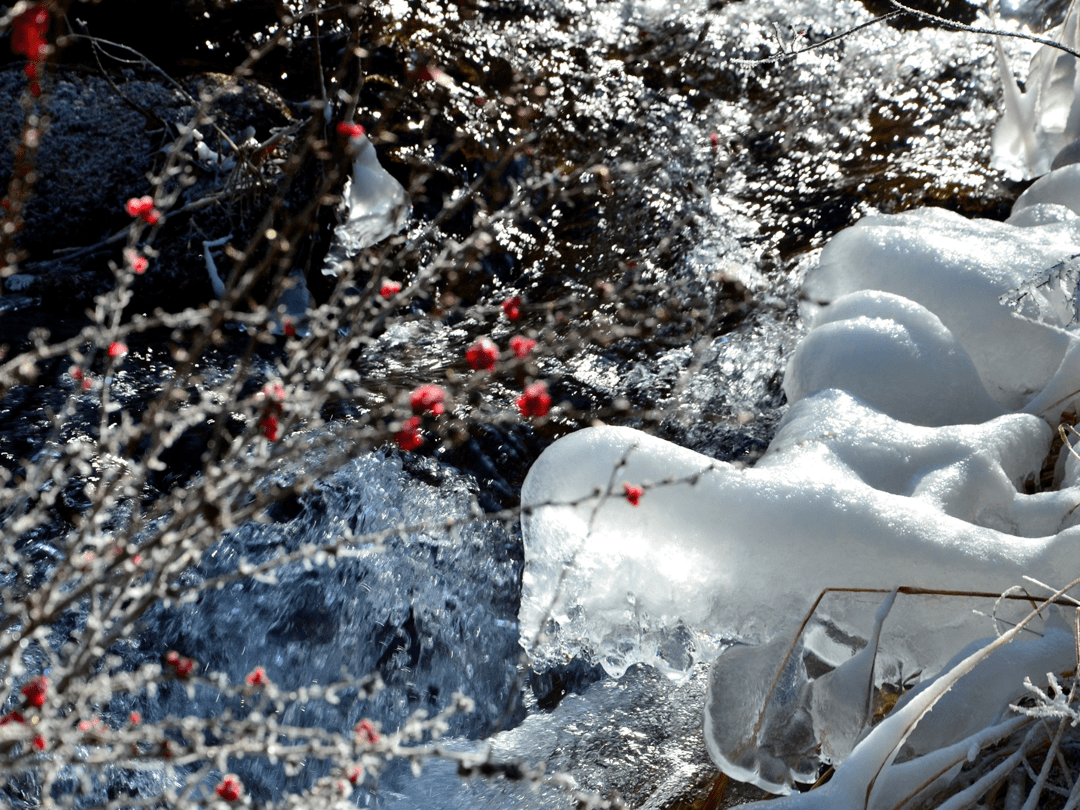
2,0,1069,807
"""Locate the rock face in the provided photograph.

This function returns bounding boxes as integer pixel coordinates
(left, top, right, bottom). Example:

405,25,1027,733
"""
0,65,298,311
0,70,178,257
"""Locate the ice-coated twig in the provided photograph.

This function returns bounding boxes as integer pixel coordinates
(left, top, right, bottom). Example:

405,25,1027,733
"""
888,0,1080,59
203,234,232,299
1019,676,1078,810
1000,254,1080,326
932,722,1042,810
734,1,1080,66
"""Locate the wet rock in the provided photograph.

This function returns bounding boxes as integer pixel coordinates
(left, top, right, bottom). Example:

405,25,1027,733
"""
0,64,299,316
857,0,979,29
0,66,185,261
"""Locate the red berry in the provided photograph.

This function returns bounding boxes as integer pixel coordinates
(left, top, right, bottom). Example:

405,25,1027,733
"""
216,775,243,802
0,711,25,726
259,414,280,441
623,483,644,506
509,335,536,359
259,382,286,405
337,122,366,139
356,718,380,745
466,338,499,371
31,734,46,751
108,342,127,359
395,417,424,451
256,383,286,441
124,196,160,225
125,196,150,216
517,381,551,418
419,65,450,85
11,4,48,61
410,384,446,416
20,676,47,708
245,667,269,686
125,250,149,274
380,280,402,298
165,651,195,679
502,295,522,321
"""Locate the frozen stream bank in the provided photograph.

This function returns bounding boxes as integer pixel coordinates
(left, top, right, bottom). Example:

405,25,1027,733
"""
521,2,1080,807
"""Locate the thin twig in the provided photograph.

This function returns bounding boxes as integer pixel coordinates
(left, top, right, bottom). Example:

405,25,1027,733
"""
735,2,1080,66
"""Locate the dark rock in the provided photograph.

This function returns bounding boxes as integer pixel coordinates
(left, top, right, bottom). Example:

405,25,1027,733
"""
857,0,979,28
0,64,302,317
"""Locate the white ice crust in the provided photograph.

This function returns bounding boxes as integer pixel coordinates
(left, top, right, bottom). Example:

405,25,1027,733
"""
520,179,1080,796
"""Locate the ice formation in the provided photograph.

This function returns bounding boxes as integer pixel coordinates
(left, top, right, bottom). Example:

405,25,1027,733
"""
520,147,1080,798
991,0,1080,179
748,610,1075,809
321,131,409,277
199,130,406,326
203,235,312,335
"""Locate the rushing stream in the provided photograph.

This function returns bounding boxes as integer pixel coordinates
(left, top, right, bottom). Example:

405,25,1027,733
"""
204,2,1057,807
0,0,1069,807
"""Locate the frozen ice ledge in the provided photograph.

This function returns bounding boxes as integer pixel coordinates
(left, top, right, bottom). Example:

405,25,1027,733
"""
519,163,1080,798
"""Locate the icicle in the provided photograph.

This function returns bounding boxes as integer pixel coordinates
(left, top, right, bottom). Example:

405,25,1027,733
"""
810,589,897,764
203,234,232,299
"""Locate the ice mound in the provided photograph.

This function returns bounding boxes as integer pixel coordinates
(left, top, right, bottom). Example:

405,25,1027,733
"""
521,410,1075,665
804,206,1080,410
520,173,1080,795
783,290,1004,426
1013,160,1080,216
